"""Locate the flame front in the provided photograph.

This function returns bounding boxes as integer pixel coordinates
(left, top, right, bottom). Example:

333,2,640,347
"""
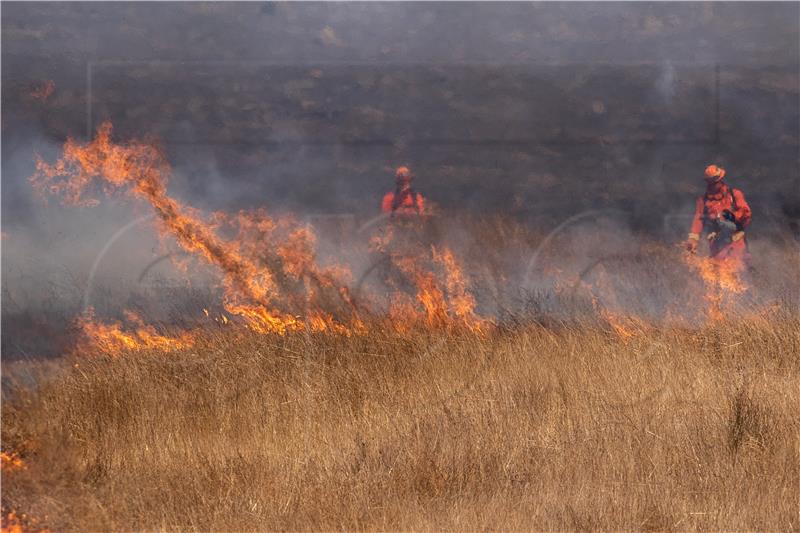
76,309,193,354
30,123,488,351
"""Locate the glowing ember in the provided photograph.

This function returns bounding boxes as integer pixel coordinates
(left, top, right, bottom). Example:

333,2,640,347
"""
1,511,51,533
1,452,25,471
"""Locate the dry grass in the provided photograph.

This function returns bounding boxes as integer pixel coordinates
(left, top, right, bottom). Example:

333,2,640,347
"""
3,314,799,532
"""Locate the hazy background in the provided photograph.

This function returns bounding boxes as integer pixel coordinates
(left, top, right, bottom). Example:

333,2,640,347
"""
2,2,799,356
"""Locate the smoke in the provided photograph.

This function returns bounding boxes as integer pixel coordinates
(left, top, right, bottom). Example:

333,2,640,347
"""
3,2,799,356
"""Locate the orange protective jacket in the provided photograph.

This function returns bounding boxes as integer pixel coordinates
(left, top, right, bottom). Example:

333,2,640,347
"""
689,182,751,260
381,189,425,215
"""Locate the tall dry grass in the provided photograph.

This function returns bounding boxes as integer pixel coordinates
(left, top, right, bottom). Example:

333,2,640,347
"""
3,313,799,532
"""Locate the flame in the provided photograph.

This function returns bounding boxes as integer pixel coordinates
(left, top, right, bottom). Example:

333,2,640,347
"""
600,308,639,340
0,460,52,533
31,125,280,305
1,512,25,533
30,123,359,342
277,227,316,280
585,289,640,341
30,122,489,352
222,302,302,335
76,309,193,354
576,265,646,341
395,254,449,327
684,253,747,322
1,452,25,472
387,246,486,332
432,247,479,320
1,511,51,533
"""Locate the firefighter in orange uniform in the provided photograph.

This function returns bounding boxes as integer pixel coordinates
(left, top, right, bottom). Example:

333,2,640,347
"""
381,166,425,216
686,164,752,262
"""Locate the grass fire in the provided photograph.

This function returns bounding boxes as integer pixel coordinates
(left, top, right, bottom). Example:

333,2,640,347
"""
2,3,799,532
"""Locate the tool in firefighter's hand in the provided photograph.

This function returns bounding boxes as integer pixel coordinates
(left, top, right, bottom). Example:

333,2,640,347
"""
716,210,738,232
721,208,747,232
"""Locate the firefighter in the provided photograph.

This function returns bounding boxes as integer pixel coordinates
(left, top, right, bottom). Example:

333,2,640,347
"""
686,164,752,262
381,166,425,216
373,166,427,291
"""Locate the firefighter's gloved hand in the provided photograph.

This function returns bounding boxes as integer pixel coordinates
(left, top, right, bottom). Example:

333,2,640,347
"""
707,231,718,241
731,231,745,242
686,238,698,253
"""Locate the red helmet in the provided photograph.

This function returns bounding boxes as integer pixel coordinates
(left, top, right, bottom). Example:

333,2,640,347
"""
704,164,726,182
395,166,412,185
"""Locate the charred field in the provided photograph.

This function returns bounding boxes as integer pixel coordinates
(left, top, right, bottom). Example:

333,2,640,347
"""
3,2,800,532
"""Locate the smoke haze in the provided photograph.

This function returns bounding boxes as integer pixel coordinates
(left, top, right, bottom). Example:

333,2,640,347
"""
2,2,799,355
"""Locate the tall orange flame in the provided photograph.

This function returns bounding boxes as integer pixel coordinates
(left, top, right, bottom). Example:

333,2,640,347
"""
30,123,487,350
30,123,360,339
388,245,485,331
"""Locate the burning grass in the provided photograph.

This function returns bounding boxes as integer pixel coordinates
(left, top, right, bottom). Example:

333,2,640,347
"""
28,122,485,346
3,315,799,532
7,116,800,532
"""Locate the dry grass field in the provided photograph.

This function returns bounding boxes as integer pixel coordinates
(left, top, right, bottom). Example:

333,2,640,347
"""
3,312,799,532
3,119,800,532
3,4,800,531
